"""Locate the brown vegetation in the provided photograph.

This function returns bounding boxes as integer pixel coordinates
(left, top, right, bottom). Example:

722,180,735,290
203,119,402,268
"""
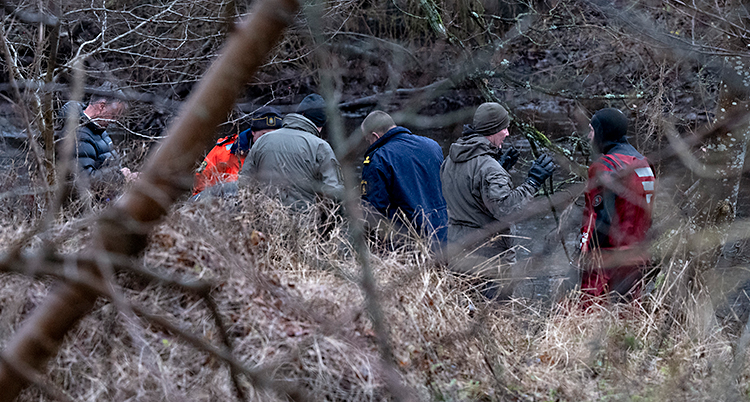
1,0,750,400
2,190,748,401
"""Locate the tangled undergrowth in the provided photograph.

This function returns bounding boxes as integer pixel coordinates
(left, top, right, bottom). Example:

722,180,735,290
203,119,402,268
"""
0,187,748,402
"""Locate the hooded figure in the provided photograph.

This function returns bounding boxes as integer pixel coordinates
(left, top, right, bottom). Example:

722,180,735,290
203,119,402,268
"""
440,102,555,300
579,108,655,302
240,94,344,209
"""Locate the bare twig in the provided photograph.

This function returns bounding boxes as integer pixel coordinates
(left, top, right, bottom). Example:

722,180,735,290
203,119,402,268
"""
309,1,416,399
0,1,59,27
203,292,248,402
0,28,50,194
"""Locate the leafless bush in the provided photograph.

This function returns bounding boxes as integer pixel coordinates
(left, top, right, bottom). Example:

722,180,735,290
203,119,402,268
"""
1,188,748,401
1,0,750,400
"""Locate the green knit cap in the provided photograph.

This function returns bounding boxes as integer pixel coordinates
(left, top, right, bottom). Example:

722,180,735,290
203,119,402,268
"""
473,102,510,136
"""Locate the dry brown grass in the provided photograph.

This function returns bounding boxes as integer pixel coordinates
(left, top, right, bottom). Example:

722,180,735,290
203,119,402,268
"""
0,186,748,401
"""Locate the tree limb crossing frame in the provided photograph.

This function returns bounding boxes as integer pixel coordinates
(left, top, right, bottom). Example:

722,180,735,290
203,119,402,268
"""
0,0,300,400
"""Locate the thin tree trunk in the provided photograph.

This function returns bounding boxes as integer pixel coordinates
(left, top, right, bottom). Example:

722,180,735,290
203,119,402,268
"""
679,70,750,296
40,1,60,186
663,71,750,342
0,0,299,399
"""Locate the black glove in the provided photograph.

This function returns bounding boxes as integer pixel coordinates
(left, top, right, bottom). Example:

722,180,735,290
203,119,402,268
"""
497,147,520,171
527,154,555,187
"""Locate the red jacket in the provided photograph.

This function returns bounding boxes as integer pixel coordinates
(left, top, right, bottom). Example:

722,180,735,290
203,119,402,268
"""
580,142,654,261
193,134,246,195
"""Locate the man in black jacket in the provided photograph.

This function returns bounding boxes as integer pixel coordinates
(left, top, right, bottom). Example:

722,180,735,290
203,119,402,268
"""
75,91,127,178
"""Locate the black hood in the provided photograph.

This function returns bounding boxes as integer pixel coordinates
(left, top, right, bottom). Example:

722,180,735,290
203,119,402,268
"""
591,108,629,153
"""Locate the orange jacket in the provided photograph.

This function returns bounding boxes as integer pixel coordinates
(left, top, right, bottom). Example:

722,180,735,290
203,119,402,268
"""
193,134,247,195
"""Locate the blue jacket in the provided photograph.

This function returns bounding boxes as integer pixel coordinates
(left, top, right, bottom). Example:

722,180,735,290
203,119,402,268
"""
361,126,448,243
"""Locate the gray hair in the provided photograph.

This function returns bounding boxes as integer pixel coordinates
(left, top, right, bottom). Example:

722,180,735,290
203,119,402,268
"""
89,81,126,105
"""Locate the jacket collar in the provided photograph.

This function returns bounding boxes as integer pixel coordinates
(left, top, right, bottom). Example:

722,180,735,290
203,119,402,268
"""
82,113,106,135
281,113,320,137
364,126,411,158
597,137,629,154
448,131,500,162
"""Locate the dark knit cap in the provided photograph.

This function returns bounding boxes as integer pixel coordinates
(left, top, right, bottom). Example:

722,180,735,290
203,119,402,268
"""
296,94,327,127
591,108,628,151
251,106,282,131
473,102,511,136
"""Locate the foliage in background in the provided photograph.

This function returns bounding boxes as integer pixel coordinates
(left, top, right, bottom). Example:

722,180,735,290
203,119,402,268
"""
1,0,750,400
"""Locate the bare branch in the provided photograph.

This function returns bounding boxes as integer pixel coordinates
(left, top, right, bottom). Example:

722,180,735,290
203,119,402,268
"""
0,0,300,399
0,1,59,27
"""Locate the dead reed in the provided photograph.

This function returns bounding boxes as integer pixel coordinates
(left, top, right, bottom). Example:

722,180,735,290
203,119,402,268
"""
0,185,747,401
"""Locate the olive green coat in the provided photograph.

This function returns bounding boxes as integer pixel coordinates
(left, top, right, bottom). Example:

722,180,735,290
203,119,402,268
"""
241,113,344,209
440,133,539,276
